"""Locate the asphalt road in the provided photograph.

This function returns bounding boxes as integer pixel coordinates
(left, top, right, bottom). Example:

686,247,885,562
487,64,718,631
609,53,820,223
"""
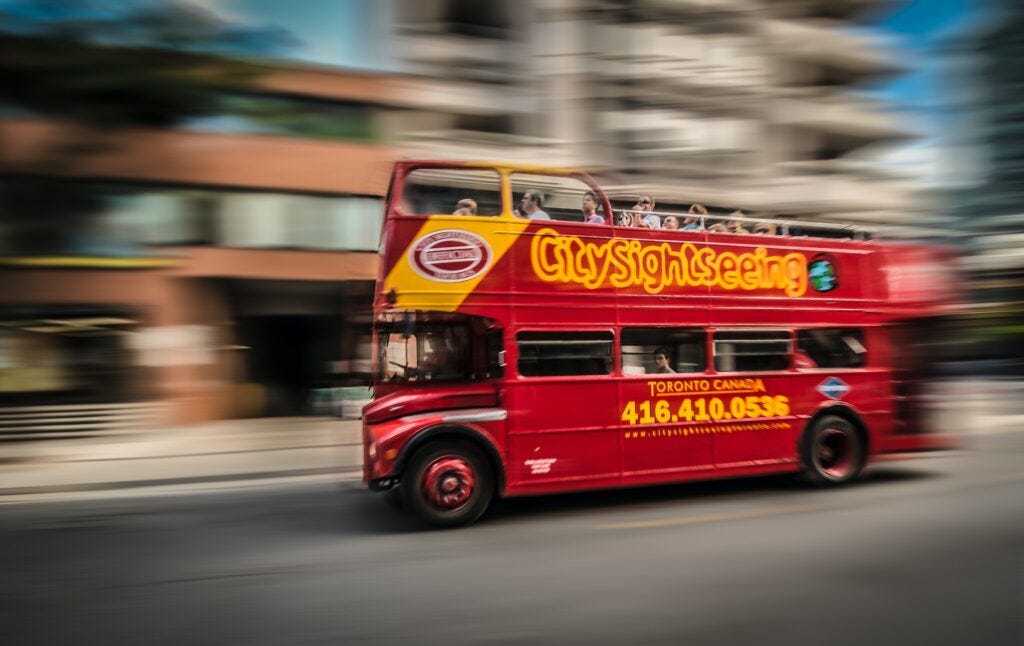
2,432,1022,646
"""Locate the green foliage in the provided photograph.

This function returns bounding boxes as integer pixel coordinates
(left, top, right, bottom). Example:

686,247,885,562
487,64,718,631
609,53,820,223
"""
217,94,377,141
0,0,294,127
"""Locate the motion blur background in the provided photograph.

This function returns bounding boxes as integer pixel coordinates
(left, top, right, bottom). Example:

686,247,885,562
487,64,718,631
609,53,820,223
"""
0,0,1020,434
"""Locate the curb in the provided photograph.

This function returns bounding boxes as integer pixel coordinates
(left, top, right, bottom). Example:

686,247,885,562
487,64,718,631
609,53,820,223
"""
0,466,364,501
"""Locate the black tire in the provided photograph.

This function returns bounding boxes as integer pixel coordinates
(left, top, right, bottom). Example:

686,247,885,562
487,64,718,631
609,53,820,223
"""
384,485,405,511
400,440,494,527
800,415,866,485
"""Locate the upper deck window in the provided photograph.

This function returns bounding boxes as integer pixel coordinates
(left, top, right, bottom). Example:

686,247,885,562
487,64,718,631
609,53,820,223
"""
510,173,605,224
400,168,501,217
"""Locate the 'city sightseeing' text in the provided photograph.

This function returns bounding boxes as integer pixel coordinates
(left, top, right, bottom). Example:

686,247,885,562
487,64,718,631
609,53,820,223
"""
529,228,809,297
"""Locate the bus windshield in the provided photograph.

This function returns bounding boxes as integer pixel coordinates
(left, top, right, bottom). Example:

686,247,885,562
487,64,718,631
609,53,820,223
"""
376,315,503,384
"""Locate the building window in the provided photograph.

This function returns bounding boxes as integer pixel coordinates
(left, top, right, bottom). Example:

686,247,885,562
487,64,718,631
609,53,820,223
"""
0,180,383,255
713,330,791,372
516,331,613,377
621,328,706,375
218,193,382,251
796,328,866,369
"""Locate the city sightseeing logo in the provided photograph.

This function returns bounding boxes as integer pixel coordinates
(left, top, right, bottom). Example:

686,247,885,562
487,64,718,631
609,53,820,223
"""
409,229,493,282
808,254,838,293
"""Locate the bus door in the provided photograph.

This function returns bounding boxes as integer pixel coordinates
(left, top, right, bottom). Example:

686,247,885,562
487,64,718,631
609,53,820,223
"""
503,331,621,490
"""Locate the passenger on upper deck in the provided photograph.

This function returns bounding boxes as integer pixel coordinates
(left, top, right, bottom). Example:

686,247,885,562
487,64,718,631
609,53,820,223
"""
581,191,604,224
519,190,551,220
663,215,680,230
727,211,750,235
753,221,777,235
629,195,659,229
453,198,477,215
683,204,706,231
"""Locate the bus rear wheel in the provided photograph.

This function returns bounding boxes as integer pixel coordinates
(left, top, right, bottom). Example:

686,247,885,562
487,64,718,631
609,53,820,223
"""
401,441,493,527
800,415,865,485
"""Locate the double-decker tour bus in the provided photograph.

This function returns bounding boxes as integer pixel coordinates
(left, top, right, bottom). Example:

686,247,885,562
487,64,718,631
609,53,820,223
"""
362,161,959,526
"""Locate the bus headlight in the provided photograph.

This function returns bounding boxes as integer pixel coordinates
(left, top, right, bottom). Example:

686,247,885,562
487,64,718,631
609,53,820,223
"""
368,442,377,461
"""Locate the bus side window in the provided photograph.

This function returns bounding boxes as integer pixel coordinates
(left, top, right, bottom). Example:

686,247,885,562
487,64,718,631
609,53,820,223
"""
621,328,707,375
516,332,613,377
713,330,791,372
796,328,866,369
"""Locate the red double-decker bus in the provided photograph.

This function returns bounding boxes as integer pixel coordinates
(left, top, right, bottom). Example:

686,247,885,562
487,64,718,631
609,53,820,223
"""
362,161,959,526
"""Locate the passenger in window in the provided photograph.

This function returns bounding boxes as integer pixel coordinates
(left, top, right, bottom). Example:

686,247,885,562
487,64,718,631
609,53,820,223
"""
683,204,707,231
629,195,660,228
753,221,777,235
663,215,680,231
653,347,676,374
708,223,728,233
581,191,604,224
453,198,477,215
727,211,750,234
518,190,551,220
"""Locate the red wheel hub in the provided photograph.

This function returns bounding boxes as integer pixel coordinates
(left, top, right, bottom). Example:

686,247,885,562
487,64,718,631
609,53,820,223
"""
815,428,852,479
422,456,476,510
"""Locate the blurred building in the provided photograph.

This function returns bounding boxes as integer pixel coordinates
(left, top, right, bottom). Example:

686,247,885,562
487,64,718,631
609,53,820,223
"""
941,0,1024,341
389,0,919,224
0,66,402,428
0,0,926,433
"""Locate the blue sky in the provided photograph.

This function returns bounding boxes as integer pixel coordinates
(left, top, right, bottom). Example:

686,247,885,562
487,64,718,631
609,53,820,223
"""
875,0,974,113
217,0,976,184
216,0,395,70
2,0,972,183
870,0,980,183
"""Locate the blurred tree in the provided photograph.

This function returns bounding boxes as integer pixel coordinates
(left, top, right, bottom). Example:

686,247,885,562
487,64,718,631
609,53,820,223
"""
0,0,297,255
0,0,295,127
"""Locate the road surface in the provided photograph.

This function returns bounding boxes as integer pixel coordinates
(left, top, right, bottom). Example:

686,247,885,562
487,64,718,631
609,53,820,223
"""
3,432,1022,645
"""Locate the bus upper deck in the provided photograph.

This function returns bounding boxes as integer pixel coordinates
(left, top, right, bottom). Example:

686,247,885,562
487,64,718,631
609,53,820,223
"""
377,160,958,325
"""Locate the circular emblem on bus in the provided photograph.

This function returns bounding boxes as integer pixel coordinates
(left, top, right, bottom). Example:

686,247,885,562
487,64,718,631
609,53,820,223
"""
409,229,493,282
808,254,839,292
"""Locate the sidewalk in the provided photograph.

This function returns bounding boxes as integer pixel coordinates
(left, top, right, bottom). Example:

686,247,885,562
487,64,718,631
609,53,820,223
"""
0,417,363,503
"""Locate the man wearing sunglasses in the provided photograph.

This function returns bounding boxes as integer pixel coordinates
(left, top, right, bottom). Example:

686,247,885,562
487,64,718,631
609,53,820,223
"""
630,195,660,229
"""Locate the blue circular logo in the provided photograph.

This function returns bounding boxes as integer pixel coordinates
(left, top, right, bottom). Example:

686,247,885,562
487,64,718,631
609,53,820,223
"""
808,254,838,292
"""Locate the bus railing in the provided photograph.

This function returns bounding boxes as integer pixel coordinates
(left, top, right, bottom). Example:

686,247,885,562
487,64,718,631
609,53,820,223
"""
612,208,879,240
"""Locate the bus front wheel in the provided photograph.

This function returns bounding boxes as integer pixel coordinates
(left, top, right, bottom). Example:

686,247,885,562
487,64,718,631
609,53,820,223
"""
800,415,865,485
401,440,493,527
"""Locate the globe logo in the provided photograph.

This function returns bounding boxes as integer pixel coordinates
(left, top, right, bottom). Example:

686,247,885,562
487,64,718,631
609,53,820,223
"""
808,254,838,293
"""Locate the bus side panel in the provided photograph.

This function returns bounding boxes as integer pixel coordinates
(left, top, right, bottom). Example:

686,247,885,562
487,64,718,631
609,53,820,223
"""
710,375,802,468
618,376,716,476
502,378,620,490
